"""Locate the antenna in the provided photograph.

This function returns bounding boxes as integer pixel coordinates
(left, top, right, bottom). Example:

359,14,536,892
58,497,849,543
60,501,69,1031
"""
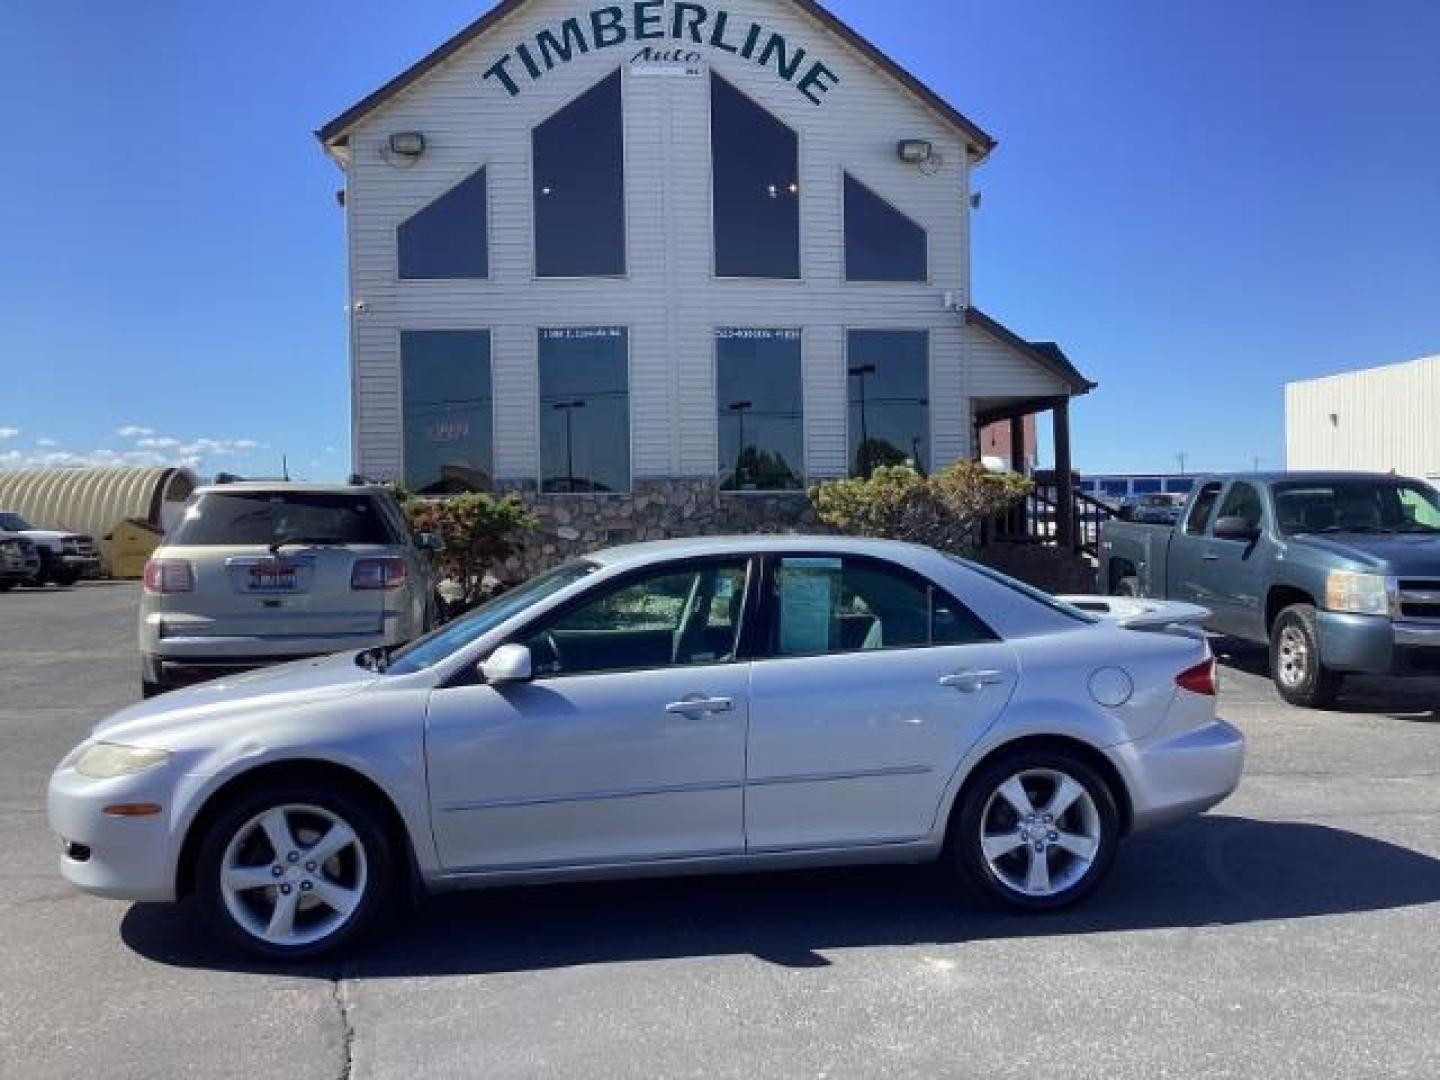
282,454,290,482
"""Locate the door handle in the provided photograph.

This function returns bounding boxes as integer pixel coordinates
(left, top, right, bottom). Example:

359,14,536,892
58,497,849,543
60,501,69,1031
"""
665,696,735,716
1202,553,1220,562
940,671,1008,693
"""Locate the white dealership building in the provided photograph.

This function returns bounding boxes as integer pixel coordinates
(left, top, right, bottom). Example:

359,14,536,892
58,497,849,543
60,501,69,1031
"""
319,0,1095,557
1287,355,1440,485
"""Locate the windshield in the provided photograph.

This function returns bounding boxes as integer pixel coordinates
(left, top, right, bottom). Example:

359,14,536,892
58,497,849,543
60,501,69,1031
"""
1274,480,1440,536
168,491,397,547
0,512,35,531
947,555,1098,624
385,561,599,675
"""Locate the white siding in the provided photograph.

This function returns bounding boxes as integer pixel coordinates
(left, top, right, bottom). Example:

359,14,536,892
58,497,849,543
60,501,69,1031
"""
339,0,1050,484
1286,356,1440,483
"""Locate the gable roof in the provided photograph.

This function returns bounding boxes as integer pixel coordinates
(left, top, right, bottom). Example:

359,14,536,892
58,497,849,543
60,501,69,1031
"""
316,0,996,158
965,307,1098,396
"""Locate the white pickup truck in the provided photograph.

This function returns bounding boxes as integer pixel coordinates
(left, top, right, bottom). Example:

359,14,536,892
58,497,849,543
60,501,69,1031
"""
0,510,100,586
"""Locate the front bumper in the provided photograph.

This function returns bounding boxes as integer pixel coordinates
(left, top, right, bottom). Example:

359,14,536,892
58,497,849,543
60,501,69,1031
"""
1317,613,1440,676
47,760,181,903
1115,719,1247,833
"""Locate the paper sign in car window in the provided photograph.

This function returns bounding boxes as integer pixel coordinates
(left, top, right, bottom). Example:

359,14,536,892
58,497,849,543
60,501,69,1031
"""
779,558,841,655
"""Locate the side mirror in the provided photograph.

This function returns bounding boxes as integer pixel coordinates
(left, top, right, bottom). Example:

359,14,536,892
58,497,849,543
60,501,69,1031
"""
480,644,533,685
417,532,445,553
1213,516,1261,543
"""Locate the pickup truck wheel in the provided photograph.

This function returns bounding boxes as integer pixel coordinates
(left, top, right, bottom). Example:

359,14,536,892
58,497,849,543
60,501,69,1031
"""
1112,576,1141,598
1270,604,1343,708
0,580,14,592
51,568,81,587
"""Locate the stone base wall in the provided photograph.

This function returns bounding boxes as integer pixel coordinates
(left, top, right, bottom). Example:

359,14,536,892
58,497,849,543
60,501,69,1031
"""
496,479,823,581
489,481,1095,595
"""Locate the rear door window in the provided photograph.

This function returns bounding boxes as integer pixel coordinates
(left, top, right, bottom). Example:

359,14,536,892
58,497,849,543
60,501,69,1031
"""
169,492,397,546
769,557,996,658
1184,483,1223,535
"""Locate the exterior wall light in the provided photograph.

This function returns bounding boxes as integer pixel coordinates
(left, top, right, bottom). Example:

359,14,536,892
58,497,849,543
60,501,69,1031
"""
388,132,426,158
897,139,934,165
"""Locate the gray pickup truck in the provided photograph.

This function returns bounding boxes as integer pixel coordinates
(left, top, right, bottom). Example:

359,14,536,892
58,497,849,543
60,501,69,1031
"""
1100,472,1440,706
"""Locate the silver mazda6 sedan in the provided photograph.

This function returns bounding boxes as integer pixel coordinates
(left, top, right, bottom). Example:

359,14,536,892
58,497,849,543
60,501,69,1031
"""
49,537,1244,959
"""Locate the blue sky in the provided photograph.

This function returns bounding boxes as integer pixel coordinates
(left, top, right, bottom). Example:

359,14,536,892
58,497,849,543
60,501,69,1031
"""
1,0,1436,480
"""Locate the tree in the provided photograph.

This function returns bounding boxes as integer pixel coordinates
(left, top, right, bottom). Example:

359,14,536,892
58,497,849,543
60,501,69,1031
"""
809,461,1032,554
401,491,536,606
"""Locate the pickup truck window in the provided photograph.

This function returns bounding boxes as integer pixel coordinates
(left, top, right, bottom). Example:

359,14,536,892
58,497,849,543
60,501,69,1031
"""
1273,480,1440,536
1185,483,1223,535
1216,482,1264,531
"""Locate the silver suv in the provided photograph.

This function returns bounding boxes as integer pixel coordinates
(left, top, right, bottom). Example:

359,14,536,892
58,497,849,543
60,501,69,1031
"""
140,483,443,696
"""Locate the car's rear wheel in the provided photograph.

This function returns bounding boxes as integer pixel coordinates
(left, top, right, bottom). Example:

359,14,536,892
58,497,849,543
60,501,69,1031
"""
952,749,1120,911
1270,603,1343,708
196,781,395,960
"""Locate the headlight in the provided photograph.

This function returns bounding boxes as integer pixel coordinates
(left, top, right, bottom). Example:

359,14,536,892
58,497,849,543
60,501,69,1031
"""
74,743,171,779
1324,571,1391,616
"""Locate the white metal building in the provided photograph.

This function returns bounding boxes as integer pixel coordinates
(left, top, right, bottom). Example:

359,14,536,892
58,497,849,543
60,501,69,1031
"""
1286,356,1440,485
318,0,1094,549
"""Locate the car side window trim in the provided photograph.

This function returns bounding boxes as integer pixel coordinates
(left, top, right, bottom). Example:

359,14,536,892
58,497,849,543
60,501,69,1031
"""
494,555,762,682
1185,483,1224,536
752,552,1000,662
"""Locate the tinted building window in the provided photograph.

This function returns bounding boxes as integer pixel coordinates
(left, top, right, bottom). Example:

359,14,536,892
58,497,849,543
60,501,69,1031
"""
402,331,494,494
399,169,489,280
711,75,800,279
717,329,803,492
847,331,930,477
540,328,630,493
844,174,926,282
534,71,626,277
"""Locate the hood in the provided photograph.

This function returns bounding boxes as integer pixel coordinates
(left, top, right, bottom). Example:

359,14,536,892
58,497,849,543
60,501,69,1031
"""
1290,533,1440,577
92,651,380,746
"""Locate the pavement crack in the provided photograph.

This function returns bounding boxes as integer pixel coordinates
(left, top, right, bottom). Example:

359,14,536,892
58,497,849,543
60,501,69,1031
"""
331,969,356,1080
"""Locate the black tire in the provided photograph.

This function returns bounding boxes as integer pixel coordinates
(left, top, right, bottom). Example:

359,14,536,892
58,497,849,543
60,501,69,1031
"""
141,678,166,699
0,580,14,592
951,747,1120,912
195,779,398,961
1112,575,1141,598
52,568,82,587
1270,603,1343,708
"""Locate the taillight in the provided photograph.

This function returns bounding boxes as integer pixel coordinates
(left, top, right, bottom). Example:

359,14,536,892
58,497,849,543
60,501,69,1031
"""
143,559,194,594
351,557,408,591
1176,657,1218,696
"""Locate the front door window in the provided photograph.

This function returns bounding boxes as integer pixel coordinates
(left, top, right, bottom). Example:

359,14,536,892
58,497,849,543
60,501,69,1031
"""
519,560,750,677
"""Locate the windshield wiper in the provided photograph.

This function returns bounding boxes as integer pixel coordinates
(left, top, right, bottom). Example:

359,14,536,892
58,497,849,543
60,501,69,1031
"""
269,535,344,554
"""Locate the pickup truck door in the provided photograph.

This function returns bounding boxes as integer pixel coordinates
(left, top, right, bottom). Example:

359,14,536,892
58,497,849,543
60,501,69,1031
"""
1167,481,1226,609
1196,481,1270,639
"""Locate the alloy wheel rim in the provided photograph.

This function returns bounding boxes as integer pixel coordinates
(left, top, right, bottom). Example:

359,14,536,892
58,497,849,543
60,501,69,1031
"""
1277,625,1309,688
219,804,368,947
980,768,1102,898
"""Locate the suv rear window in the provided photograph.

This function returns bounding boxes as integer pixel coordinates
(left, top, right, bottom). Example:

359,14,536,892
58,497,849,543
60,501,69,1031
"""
168,492,398,547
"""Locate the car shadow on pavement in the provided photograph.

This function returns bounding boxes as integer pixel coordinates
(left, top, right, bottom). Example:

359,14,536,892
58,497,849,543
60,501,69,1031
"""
120,814,1440,978
1213,636,1440,722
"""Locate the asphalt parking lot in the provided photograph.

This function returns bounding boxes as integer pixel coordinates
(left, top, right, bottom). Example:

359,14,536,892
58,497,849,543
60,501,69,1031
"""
3,583,1439,1079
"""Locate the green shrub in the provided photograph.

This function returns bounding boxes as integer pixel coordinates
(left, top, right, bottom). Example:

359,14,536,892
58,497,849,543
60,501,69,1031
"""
401,491,536,601
809,461,1032,554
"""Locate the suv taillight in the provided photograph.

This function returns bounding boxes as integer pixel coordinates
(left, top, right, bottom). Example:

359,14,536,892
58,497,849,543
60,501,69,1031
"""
351,557,408,591
143,559,194,594
1176,658,1218,697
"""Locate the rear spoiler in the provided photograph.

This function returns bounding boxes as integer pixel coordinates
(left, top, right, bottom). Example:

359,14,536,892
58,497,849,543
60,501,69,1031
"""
1056,596,1211,638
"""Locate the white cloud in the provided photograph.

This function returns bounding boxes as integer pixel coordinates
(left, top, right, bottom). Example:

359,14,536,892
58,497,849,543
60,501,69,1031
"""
0,429,269,474
35,437,58,447
117,425,155,438
0,427,18,440
137,436,181,449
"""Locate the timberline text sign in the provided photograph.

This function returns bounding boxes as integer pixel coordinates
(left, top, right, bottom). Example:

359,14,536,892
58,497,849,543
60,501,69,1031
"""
483,2,840,105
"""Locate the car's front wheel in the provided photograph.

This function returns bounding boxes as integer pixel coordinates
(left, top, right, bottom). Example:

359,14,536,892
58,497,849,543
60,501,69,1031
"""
952,749,1120,911
196,782,396,959
1270,603,1343,708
